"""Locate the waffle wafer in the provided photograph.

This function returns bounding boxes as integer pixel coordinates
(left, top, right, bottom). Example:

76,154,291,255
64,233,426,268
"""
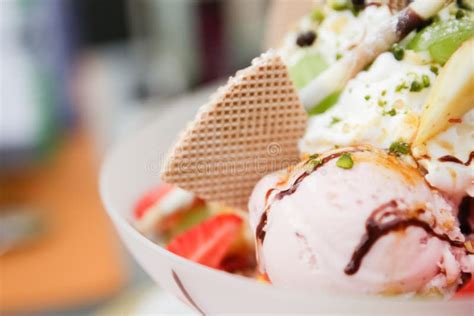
161,51,307,210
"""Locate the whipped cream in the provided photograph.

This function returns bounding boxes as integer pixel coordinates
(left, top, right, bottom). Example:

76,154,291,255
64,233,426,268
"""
290,3,473,200
418,110,474,202
300,51,434,151
281,5,393,67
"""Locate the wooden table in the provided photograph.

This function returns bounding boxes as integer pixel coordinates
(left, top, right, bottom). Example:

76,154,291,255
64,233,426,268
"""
0,129,126,312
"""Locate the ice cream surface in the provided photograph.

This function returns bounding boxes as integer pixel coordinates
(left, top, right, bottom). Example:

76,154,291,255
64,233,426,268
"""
249,146,473,297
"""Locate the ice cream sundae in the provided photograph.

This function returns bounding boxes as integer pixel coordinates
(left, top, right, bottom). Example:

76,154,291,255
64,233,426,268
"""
132,0,473,299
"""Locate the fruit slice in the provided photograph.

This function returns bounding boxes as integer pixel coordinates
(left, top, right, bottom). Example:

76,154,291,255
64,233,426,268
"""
167,214,243,269
308,90,341,116
407,18,474,64
413,38,474,147
289,53,328,89
170,206,210,236
133,183,174,219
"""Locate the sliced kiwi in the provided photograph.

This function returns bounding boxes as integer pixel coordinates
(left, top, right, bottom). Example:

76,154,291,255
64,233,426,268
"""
289,53,328,89
308,91,341,116
164,206,211,242
407,18,474,64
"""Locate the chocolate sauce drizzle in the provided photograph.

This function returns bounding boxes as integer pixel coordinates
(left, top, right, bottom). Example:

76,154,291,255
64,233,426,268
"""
172,270,205,315
255,189,278,243
344,200,465,275
256,148,369,245
274,171,310,201
256,212,268,243
438,151,474,166
458,196,473,236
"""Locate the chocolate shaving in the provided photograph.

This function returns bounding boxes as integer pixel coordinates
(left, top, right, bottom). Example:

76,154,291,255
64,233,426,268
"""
296,31,317,47
396,8,424,38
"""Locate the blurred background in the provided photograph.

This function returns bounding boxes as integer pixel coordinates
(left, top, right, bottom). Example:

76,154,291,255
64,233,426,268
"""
0,0,311,314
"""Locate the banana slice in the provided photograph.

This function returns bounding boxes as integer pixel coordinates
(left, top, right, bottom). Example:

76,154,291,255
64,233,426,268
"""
414,38,474,147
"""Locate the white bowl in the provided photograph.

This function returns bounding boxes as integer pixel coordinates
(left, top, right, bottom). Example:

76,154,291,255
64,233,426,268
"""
99,100,473,315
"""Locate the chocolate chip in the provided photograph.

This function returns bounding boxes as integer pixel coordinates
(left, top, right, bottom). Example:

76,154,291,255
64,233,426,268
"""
296,31,317,47
351,0,365,10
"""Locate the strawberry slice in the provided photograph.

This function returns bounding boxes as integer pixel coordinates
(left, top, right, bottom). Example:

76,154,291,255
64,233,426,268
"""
134,183,174,219
454,278,474,298
167,214,243,269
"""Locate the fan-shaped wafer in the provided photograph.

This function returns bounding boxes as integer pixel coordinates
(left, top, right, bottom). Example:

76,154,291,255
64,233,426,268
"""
161,51,307,210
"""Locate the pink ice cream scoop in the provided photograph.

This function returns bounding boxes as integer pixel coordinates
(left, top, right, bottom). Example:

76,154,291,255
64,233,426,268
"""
249,146,474,297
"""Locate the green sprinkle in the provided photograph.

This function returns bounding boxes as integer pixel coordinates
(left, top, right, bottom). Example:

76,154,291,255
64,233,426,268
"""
390,44,405,61
410,81,423,92
430,65,439,75
308,153,322,168
389,141,411,156
395,82,408,92
336,53,343,60
364,95,371,101
378,99,387,107
330,116,341,125
311,9,325,23
309,158,322,168
381,90,387,96
422,75,430,87
383,109,397,116
336,153,354,169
